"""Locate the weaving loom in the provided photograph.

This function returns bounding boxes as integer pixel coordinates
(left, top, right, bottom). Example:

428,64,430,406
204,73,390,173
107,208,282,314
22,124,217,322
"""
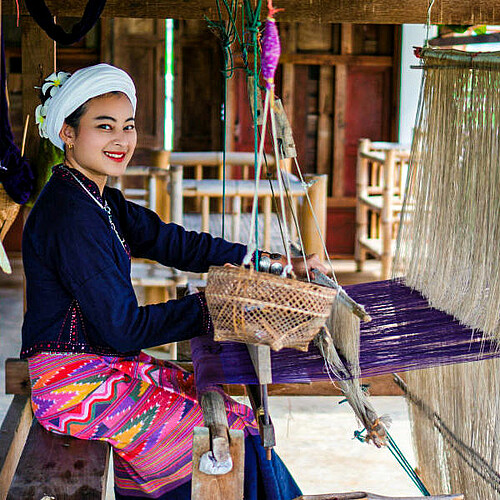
194,0,500,493
201,18,500,494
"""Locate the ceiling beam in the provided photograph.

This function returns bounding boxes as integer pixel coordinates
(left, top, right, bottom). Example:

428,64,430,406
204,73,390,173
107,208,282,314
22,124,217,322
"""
3,0,500,24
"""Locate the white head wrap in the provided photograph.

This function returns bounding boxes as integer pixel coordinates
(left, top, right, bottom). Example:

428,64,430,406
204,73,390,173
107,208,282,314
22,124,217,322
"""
36,63,137,151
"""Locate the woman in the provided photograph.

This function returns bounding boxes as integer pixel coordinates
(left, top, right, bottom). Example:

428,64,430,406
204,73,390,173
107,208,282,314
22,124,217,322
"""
23,63,326,499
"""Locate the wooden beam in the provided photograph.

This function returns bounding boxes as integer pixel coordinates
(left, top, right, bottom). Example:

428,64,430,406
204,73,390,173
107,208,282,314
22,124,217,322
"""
281,54,393,67
0,396,32,500
296,493,463,500
21,15,55,164
429,32,500,47
327,196,356,208
5,0,500,24
6,359,405,397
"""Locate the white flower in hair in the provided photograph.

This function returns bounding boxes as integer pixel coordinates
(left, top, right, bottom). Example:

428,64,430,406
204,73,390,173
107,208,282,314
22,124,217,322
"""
35,104,49,138
42,71,71,97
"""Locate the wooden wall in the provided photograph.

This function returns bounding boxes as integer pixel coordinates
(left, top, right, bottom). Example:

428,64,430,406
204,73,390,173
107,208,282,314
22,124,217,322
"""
3,16,166,252
3,17,399,258
231,22,401,256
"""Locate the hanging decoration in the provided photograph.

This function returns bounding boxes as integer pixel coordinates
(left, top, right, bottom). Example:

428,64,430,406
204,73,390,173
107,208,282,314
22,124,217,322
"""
0,32,34,205
24,0,107,45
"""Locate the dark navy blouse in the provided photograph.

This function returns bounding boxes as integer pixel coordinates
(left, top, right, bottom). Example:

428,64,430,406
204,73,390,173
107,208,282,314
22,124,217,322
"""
21,165,247,358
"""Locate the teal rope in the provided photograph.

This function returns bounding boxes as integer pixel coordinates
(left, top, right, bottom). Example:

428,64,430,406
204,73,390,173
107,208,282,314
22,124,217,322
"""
207,0,262,245
242,0,262,265
205,0,241,237
353,429,430,496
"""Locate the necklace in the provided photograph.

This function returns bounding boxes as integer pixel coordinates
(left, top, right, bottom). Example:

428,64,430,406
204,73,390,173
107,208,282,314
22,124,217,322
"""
61,165,130,255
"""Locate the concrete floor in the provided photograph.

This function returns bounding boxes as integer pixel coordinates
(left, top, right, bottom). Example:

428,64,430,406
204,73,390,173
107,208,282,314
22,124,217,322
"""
0,256,422,497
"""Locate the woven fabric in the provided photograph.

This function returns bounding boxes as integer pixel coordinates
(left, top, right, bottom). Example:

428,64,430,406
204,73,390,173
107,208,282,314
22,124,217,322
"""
193,279,500,393
28,351,258,498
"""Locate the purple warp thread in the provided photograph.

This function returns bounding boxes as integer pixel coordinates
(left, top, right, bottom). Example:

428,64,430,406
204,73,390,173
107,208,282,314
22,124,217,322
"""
261,16,281,90
192,280,500,394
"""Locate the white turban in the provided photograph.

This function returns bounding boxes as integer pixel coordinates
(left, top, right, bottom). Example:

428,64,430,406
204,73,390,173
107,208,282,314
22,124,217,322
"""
38,63,137,151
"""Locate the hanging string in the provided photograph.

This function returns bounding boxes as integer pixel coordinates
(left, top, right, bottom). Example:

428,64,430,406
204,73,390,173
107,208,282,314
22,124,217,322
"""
241,0,263,267
269,108,293,275
205,0,241,238
292,157,338,283
242,89,271,265
424,0,436,48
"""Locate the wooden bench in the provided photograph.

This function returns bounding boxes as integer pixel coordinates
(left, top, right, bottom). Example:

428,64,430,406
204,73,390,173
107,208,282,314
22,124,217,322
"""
1,361,111,500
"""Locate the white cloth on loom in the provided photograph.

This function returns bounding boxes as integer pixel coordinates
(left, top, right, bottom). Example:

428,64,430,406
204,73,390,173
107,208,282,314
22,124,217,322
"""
43,63,137,150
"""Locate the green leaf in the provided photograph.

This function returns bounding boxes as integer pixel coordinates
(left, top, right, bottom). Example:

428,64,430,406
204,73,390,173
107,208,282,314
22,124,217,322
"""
447,25,471,34
473,25,487,35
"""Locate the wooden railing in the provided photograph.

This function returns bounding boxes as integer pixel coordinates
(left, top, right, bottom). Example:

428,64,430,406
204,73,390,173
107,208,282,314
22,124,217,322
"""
110,152,327,257
355,139,410,279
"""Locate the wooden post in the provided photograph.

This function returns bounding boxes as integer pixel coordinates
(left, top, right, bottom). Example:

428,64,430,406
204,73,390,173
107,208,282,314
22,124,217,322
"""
154,172,170,223
195,163,203,211
317,66,333,180
332,23,352,198
21,15,55,162
300,174,327,260
381,148,395,279
144,285,168,305
201,195,210,233
0,396,32,500
247,345,272,385
355,139,371,272
231,196,241,242
20,15,55,315
152,150,171,222
192,391,244,500
200,392,231,462
170,165,183,225
191,427,244,500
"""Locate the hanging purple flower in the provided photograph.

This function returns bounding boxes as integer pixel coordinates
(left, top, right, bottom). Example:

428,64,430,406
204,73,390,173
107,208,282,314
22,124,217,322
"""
261,1,283,90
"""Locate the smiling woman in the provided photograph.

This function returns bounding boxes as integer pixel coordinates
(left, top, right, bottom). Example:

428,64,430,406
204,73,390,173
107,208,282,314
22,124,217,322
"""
60,93,137,191
22,63,304,500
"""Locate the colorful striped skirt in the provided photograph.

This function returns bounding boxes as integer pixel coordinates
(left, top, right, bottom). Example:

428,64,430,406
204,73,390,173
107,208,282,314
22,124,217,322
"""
28,351,300,499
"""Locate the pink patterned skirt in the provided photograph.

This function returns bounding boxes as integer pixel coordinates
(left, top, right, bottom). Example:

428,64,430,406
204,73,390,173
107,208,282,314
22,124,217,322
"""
28,351,258,498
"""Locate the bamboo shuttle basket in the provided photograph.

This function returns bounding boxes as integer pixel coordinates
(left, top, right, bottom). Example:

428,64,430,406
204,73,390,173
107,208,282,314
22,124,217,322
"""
205,266,337,351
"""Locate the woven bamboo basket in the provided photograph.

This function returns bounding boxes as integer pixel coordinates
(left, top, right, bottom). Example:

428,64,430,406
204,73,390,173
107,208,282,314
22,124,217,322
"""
205,266,337,351
0,184,20,241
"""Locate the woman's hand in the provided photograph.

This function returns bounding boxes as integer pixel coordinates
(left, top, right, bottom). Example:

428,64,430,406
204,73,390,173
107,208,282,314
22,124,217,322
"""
290,253,330,279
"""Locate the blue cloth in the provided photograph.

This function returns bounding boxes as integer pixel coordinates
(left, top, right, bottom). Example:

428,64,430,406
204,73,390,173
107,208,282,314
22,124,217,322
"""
21,165,247,358
114,434,302,499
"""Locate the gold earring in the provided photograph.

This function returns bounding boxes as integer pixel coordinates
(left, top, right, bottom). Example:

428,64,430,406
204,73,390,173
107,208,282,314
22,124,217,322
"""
67,143,74,150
